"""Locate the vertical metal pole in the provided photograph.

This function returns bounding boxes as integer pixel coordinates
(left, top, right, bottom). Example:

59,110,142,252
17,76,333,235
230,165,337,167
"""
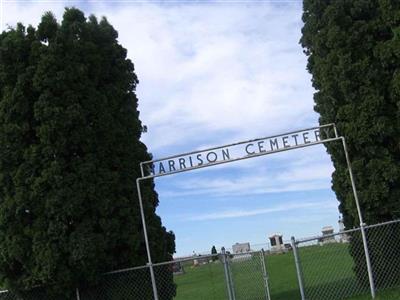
227,254,236,300
291,237,306,300
333,124,339,138
136,178,159,300
260,249,271,300
222,247,234,300
76,288,80,300
139,162,145,177
341,137,376,298
360,225,375,295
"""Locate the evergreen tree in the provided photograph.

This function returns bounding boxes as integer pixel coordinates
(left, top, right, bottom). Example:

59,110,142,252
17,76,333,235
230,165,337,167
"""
211,245,217,261
0,8,175,298
301,0,400,288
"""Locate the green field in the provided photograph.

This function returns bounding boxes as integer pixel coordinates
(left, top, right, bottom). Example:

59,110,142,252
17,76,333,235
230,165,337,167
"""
347,288,400,300
172,244,400,300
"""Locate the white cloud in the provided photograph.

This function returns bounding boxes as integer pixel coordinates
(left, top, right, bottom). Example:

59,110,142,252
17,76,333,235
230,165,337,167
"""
4,2,317,154
4,2,66,29
89,3,316,153
159,148,334,198
184,200,336,221
4,3,341,256
161,175,330,198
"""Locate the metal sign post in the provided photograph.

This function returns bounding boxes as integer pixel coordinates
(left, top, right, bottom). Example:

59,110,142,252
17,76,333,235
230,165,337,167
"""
341,138,376,298
136,178,159,300
135,123,375,299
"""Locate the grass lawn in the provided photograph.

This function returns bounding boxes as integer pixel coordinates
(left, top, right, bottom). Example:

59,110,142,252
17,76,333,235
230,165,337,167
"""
172,244,400,300
347,287,400,300
173,260,227,300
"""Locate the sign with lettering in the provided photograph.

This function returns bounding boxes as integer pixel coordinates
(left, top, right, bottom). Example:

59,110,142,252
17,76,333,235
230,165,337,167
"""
141,124,338,178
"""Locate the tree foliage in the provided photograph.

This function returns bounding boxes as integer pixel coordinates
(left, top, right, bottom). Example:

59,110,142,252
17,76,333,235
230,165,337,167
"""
301,0,400,227
301,0,400,288
211,245,217,261
0,8,175,298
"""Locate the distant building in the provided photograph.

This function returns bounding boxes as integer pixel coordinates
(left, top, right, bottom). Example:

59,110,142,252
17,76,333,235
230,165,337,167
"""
322,226,334,235
232,242,251,254
338,217,350,243
319,226,336,245
269,234,285,253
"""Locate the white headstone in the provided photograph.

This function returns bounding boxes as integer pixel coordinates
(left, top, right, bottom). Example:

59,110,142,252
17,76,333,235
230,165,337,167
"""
269,234,285,253
232,242,250,254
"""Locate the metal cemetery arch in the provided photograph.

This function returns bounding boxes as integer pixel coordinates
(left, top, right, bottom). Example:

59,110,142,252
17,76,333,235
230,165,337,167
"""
135,124,375,300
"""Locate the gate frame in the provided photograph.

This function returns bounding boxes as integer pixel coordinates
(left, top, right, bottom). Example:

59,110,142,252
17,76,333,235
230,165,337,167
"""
135,123,375,300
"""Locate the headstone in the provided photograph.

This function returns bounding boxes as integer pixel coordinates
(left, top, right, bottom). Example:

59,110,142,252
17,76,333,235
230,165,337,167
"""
172,261,185,275
232,242,251,254
319,226,336,245
269,234,285,253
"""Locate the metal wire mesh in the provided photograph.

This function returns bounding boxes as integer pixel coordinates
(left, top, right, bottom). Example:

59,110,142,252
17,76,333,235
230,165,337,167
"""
0,291,18,300
264,248,300,300
155,254,227,300
79,265,154,300
153,263,176,300
295,230,369,300
0,287,49,300
229,251,267,300
293,220,400,300
365,220,400,292
2,220,400,300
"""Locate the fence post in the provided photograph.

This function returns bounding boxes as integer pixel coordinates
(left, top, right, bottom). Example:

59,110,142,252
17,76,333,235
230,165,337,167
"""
222,247,235,300
360,224,376,298
227,254,236,300
136,179,159,300
260,249,271,300
291,236,306,300
341,137,375,298
76,288,80,300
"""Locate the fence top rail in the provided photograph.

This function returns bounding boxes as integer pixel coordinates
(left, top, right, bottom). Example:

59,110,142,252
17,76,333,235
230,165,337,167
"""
295,218,400,244
364,219,400,229
103,264,149,275
231,249,267,254
155,249,266,266
154,253,219,266
103,248,270,274
295,227,361,244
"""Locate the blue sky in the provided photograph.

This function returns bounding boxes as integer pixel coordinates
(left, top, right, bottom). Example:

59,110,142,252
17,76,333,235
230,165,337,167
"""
3,0,342,257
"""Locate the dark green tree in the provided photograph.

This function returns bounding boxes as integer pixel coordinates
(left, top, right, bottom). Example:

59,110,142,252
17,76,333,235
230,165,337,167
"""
301,0,400,289
211,245,217,261
0,8,175,299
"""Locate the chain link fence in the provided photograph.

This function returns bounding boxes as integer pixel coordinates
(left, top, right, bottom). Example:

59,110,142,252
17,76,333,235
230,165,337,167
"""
156,254,227,300
293,230,369,300
0,287,50,300
0,250,269,300
228,250,270,300
1,219,400,300
80,265,154,299
79,253,228,300
365,221,400,292
292,219,400,300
